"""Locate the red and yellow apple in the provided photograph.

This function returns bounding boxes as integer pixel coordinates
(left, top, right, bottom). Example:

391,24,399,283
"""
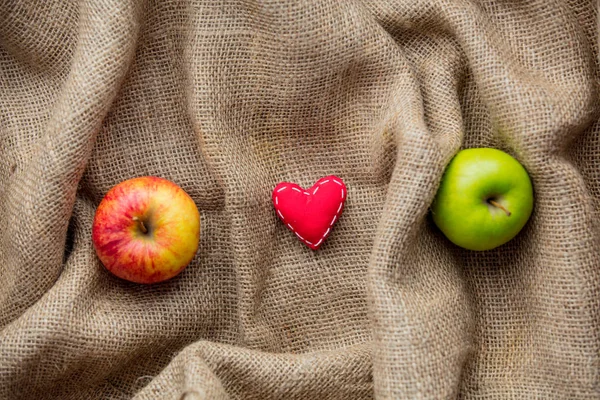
92,176,200,284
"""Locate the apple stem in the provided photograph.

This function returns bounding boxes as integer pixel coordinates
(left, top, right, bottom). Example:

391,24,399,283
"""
132,216,148,233
488,200,511,216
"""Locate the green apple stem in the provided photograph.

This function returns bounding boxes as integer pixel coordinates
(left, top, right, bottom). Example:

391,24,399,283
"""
132,216,148,234
488,200,511,216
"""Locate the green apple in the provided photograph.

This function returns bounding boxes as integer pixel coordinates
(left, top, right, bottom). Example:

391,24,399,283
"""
431,148,534,251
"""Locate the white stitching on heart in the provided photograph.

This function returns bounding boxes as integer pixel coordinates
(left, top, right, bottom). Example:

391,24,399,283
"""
274,178,345,249
295,231,313,245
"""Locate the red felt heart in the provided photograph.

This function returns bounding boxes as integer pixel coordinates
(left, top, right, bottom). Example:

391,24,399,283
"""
272,176,347,250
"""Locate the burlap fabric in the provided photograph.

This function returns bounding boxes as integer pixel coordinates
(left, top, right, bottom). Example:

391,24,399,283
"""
1,0,599,398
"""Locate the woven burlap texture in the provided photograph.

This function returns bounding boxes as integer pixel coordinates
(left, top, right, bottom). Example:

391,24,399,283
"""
1,0,599,398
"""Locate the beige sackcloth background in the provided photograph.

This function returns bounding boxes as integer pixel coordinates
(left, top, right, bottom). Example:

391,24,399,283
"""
1,0,599,398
